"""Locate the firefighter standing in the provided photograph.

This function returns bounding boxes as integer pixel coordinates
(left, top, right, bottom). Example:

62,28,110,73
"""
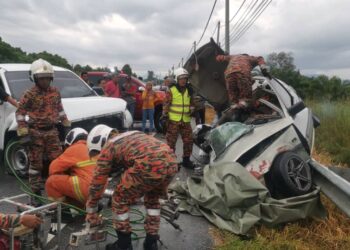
16,58,71,205
85,125,178,250
45,128,96,206
162,68,194,168
216,54,270,107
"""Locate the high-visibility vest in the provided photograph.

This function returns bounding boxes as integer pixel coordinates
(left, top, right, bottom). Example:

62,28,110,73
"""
169,86,191,122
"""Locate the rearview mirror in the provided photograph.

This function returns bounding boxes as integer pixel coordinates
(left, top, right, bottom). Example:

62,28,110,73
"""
287,101,305,117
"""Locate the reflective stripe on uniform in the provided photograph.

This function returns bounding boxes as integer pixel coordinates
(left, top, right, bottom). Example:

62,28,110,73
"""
16,115,25,121
72,176,85,202
113,212,129,221
28,169,40,175
146,209,161,216
110,131,139,143
76,160,96,168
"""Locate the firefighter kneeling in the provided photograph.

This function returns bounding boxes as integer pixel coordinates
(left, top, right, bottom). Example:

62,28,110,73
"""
45,128,96,206
85,125,178,250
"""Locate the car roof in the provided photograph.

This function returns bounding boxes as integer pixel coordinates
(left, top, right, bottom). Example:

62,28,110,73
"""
0,63,67,72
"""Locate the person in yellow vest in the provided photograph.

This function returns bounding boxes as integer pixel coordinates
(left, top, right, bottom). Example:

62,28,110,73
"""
162,68,195,169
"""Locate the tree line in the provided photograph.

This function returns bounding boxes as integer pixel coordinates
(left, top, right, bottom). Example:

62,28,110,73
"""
1,37,349,99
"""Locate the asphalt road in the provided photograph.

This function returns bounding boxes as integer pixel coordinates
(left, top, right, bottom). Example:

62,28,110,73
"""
0,123,213,250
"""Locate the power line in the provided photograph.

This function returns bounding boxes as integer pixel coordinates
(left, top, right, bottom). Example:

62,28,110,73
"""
231,0,272,44
230,0,266,42
197,0,218,46
229,0,258,42
229,0,247,22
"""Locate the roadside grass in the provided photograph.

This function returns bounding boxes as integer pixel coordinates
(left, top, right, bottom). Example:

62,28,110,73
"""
205,101,350,249
308,100,350,166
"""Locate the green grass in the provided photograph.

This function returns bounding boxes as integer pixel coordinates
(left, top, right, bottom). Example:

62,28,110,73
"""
308,100,350,166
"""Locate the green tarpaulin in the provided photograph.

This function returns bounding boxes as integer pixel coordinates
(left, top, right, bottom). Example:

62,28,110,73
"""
170,162,326,235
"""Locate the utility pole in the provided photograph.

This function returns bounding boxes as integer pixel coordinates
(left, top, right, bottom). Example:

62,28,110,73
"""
217,21,221,46
181,57,184,67
225,0,230,54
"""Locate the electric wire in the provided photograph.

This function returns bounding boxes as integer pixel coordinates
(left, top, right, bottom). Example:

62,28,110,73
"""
228,0,258,42
231,0,272,44
229,0,267,43
197,0,218,46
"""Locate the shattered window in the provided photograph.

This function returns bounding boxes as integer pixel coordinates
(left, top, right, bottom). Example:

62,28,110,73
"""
208,122,254,157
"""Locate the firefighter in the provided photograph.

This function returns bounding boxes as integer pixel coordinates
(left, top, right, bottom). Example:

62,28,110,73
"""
85,125,178,250
162,67,195,168
16,58,71,206
216,53,271,108
45,128,96,207
0,213,43,229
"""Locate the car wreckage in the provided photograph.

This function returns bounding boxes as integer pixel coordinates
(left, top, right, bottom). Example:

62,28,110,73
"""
185,39,320,198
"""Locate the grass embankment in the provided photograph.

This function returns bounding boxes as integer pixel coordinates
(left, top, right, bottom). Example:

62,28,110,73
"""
204,101,350,249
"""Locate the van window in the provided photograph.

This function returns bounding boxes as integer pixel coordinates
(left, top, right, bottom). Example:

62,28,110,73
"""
5,71,96,99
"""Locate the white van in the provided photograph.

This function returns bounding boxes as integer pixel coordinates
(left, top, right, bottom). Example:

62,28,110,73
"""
0,64,132,176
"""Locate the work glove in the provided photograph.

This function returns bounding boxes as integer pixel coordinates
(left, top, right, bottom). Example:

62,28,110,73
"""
260,65,272,79
19,135,32,146
20,214,43,229
85,213,102,227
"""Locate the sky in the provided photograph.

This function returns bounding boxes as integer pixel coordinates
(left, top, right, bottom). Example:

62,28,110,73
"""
1,0,350,79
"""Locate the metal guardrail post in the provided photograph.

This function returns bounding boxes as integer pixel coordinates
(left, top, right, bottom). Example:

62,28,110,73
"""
310,160,350,217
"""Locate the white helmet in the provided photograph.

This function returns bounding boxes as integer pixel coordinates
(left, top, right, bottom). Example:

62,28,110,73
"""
30,58,54,82
64,127,88,147
174,67,189,80
87,125,118,153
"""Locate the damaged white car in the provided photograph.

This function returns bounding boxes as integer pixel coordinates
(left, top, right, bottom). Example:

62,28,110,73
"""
0,64,132,176
186,40,320,198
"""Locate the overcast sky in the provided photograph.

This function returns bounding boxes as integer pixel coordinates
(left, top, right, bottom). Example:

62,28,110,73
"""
1,0,350,79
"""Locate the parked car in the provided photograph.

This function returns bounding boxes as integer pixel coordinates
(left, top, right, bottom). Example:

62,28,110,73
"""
0,64,133,177
185,40,320,198
87,72,166,132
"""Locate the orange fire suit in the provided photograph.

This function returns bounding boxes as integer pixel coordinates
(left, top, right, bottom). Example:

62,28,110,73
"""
45,140,96,205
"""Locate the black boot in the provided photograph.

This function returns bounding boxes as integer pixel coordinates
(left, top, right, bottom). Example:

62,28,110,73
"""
182,156,195,169
105,231,132,250
143,234,159,250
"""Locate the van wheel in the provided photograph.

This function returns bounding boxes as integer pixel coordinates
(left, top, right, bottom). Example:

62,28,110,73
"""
4,138,28,178
272,152,312,197
154,109,165,133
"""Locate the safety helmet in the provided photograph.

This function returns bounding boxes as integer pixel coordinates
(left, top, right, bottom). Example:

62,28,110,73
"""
174,67,189,80
64,127,88,147
29,58,54,82
87,124,118,154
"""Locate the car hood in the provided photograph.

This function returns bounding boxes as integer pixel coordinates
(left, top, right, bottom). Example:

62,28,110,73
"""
62,96,127,122
184,39,229,112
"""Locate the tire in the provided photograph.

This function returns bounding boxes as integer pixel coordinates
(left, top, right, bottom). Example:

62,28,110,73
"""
271,152,312,197
154,109,165,133
4,138,29,178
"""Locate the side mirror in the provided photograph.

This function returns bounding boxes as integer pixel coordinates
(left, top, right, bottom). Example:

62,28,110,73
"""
287,101,305,117
138,86,145,92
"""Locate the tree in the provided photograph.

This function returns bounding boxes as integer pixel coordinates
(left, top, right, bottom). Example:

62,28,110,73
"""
266,52,296,71
147,70,154,81
121,64,132,76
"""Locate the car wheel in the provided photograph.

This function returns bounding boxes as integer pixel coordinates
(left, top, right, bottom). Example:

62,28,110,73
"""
272,152,312,197
154,109,165,133
4,138,28,178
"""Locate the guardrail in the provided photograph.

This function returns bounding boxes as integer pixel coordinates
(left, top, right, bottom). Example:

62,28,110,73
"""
309,160,350,217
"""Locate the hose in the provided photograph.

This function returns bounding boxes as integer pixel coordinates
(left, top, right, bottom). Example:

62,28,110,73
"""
4,143,147,239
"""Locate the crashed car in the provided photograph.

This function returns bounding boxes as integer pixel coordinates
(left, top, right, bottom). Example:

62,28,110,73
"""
0,64,133,177
185,39,320,198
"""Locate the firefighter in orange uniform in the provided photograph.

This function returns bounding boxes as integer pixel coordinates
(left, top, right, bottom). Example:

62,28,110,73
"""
45,128,96,206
